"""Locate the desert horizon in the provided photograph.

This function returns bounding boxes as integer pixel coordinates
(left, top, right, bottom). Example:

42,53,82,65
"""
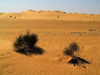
0,9,100,75
0,10,100,22
1,10,100,14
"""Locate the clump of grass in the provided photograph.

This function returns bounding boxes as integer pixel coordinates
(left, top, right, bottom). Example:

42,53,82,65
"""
58,16,59,18
13,30,38,55
14,17,16,18
63,42,79,58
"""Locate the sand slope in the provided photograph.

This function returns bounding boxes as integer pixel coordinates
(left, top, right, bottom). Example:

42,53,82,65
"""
0,10,100,75
0,13,4,15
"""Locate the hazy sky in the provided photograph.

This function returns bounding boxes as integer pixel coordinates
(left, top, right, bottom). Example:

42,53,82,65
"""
0,0,100,14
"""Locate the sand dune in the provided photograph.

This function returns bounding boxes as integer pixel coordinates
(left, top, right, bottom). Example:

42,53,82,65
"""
0,10,100,21
50,10,65,13
0,10,100,75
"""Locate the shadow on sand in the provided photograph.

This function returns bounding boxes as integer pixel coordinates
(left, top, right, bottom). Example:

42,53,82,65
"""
68,56,90,68
15,47,44,56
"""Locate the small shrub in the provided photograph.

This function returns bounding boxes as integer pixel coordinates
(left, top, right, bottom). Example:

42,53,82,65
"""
64,42,90,66
10,16,12,18
58,16,59,18
63,42,79,58
14,17,16,18
14,31,38,55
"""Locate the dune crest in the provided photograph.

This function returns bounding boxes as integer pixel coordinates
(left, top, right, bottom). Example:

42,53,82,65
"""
51,10,65,13
23,10,66,14
23,10,37,13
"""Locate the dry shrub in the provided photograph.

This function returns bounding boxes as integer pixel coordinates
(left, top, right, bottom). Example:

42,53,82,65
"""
63,42,79,57
13,31,44,55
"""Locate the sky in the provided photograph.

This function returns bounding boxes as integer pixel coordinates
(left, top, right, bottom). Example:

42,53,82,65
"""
0,0,100,14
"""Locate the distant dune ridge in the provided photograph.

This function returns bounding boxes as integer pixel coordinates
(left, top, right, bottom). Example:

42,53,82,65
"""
1,10,100,15
23,10,37,13
50,10,66,13
23,10,65,13
0,10,100,21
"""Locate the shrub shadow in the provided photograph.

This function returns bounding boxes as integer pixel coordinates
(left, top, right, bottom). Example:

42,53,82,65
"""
15,47,44,56
68,56,90,66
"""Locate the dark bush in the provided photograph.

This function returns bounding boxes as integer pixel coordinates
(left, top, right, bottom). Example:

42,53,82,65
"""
10,16,12,18
63,42,79,57
13,31,40,55
69,42,79,51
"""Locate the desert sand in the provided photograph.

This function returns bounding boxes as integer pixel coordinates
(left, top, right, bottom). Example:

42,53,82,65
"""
0,10,100,75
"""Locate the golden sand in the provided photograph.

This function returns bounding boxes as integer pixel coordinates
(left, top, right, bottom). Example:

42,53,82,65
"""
0,10,100,75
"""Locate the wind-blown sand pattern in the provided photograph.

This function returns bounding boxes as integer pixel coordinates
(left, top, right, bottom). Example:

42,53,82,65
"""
0,10,100,75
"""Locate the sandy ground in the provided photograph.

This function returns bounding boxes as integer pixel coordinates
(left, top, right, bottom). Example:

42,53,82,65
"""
0,10,100,75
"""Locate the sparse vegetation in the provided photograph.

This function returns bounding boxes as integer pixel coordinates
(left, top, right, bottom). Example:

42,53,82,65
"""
14,17,16,18
63,42,79,58
58,16,59,18
13,30,44,55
